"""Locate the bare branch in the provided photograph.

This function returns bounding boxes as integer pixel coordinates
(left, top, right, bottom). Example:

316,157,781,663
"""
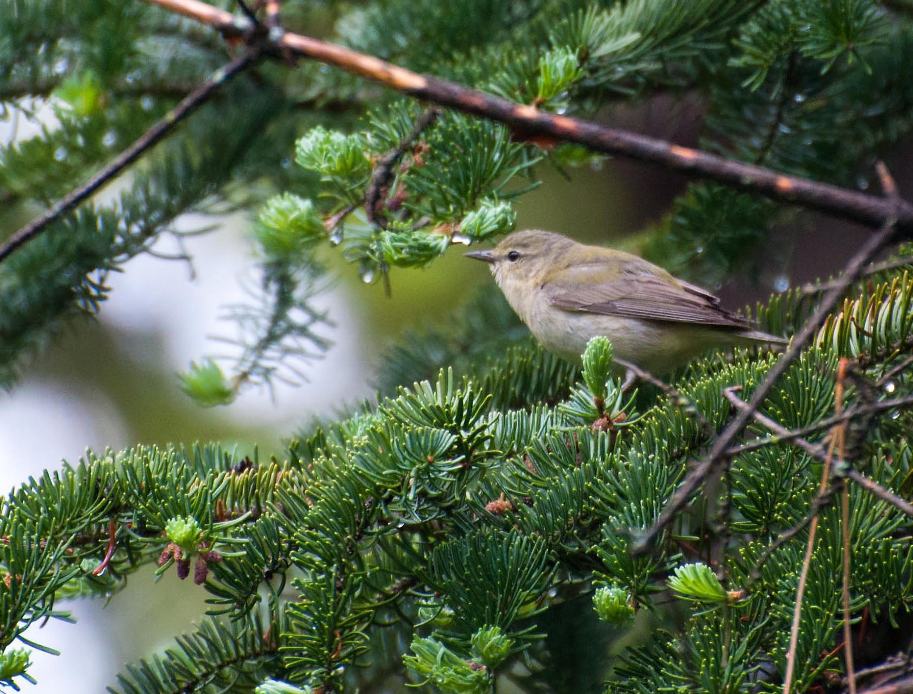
143,0,913,237
843,469,913,519
634,209,899,553
0,49,262,263
365,107,440,228
723,386,913,520
726,395,913,457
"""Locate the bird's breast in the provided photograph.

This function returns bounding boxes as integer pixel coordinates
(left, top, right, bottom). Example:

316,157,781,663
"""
519,292,722,371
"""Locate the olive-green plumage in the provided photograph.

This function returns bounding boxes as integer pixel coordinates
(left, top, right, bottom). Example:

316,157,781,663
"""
465,229,786,372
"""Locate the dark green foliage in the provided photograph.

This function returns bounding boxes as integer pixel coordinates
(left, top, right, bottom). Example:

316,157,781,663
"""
8,0,913,391
108,613,282,693
4,1,913,692
2,264,912,691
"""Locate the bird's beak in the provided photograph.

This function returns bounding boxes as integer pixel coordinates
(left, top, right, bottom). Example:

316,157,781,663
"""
464,249,496,264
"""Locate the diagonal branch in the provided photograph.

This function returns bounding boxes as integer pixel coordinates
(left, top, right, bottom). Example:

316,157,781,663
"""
723,386,913,519
726,394,913,457
365,107,440,228
633,164,903,553
0,49,262,264
144,0,913,237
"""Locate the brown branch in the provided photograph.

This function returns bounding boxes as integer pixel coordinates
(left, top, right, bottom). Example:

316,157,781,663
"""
783,431,839,693
835,361,857,694
781,359,849,694
633,165,903,554
726,394,913,457
843,469,913,518
722,382,841,462
723,386,913,520
843,477,858,694
91,519,118,576
0,50,262,264
364,107,440,228
797,255,913,297
144,0,913,236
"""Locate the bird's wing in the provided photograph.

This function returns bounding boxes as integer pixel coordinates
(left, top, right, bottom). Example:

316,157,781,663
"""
545,260,751,328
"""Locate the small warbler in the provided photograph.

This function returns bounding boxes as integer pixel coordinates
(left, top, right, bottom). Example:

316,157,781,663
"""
466,229,786,373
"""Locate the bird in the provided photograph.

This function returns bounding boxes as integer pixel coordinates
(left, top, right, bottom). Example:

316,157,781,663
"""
465,229,786,374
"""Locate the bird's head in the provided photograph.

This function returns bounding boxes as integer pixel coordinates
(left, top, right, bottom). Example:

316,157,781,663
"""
464,229,574,286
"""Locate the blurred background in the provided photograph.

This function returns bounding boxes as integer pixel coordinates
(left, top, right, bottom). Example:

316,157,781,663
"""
2,88,910,691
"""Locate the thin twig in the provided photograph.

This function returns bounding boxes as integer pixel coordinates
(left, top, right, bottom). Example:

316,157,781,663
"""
878,355,913,387
797,255,913,297
234,0,260,27
843,476,857,693
723,386,913,519
834,360,857,694
0,49,261,263
855,656,913,684
92,519,118,576
783,427,839,693
721,387,834,463
754,51,797,166
364,108,440,227
633,164,903,554
144,0,913,236
843,469,913,518
726,394,913,456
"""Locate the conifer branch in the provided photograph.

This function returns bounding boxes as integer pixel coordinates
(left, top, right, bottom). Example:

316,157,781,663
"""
365,107,440,228
748,486,838,583
725,394,913,456
722,385,913,520
615,357,713,440
0,49,262,264
634,165,903,553
144,0,913,238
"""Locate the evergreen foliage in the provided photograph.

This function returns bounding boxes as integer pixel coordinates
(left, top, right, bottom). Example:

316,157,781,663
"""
2,0,913,692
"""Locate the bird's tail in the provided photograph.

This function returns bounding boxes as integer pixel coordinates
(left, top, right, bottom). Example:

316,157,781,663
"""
735,329,789,347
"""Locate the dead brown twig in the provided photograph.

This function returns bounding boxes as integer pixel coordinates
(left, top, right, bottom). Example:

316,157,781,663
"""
633,163,904,554
725,394,913,457
722,387,913,521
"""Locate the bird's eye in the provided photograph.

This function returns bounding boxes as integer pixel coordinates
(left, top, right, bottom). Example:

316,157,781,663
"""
507,250,521,262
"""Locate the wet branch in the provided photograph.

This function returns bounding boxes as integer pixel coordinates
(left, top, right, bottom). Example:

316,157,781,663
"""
0,49,262,263
143,0,913,237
